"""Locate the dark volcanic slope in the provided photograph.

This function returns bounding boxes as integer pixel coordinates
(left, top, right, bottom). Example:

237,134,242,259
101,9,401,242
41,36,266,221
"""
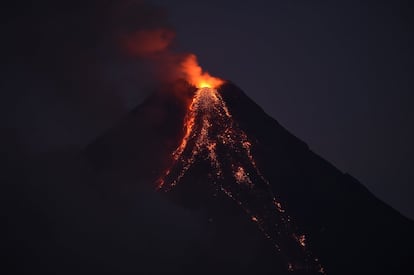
86,81,413,274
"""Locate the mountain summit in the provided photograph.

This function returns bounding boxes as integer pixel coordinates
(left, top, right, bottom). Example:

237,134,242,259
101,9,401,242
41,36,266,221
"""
86,81,413,274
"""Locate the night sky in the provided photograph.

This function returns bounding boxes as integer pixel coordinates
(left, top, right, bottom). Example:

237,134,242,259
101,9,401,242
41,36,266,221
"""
2,0,413,223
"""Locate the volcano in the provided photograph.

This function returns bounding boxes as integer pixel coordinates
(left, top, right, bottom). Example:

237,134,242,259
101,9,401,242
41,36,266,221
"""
86,81,413,274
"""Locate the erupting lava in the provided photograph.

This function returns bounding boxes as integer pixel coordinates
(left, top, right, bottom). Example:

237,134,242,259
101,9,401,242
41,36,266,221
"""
157,59,324,273
181,54,224,89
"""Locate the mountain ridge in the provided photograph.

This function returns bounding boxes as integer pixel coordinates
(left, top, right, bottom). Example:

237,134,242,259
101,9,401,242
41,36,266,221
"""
85,80,413,274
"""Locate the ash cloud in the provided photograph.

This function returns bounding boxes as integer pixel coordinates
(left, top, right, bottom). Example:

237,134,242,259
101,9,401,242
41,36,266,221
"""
122,28,176,56
1,0,176,154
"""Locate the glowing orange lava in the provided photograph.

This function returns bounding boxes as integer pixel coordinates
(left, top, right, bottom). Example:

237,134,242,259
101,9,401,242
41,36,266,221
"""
156,86,325,274
181,54,224,89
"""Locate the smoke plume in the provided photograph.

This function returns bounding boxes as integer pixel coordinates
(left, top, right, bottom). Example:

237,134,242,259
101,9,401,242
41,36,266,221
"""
119,5,224,89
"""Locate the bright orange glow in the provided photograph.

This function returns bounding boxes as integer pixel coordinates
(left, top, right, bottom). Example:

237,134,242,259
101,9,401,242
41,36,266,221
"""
181,54,224,89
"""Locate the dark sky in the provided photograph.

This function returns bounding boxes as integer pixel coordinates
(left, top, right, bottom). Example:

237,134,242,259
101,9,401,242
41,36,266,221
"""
149,0,414,219
1,0,413,219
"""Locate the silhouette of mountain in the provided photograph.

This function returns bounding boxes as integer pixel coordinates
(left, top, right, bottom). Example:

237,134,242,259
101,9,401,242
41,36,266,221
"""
85,81,413,274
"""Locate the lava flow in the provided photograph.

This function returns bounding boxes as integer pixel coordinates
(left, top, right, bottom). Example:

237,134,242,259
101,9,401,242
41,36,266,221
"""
157,57,325,273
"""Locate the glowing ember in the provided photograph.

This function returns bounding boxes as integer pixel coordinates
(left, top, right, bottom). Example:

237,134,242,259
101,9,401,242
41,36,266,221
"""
295,234,307,247
234,166,253,186
157,86,325,273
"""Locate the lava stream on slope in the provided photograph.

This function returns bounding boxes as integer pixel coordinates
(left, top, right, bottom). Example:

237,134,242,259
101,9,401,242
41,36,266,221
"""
157,87,325,273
